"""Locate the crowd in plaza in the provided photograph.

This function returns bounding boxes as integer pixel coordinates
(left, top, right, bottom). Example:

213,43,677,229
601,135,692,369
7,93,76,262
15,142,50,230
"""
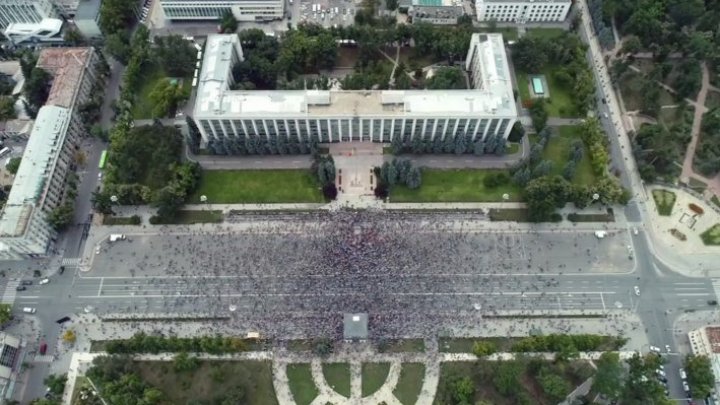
93,211,635,339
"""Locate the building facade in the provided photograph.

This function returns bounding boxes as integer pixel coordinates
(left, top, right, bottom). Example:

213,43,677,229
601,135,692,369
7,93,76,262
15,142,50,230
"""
409,0,464,25
74,0,102,38
4,18,64,46
476,0,571,23
0,0,58,30
0,106,76,259
193,34,517,149
0,47,98,259
160,0,284,21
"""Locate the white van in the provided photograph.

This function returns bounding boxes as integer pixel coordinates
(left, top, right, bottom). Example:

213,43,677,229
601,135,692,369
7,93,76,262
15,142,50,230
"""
22,307,36,314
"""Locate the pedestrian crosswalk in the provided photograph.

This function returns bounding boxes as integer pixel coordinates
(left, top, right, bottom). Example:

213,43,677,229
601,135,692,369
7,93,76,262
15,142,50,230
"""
62,257,80,266
710,279,720,301
33,354,53,363
1,280,20,304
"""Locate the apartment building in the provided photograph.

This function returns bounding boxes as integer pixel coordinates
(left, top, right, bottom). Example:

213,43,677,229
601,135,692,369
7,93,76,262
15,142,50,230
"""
0,0,58,30
476,0,571,23
193,33,517,148
0,47,99,259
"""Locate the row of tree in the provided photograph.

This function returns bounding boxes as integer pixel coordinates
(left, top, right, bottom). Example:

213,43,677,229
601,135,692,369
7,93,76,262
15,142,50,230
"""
374,158,422,198
695,107,720,176
105,332,251,354
390,132,507,156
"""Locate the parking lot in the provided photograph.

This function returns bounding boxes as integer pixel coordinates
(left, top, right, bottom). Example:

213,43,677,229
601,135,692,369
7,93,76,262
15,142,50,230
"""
298,0,358,28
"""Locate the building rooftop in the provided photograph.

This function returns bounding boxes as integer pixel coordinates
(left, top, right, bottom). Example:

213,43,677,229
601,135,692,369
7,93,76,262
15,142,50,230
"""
4,18,62,36
0,106,70,238
195,33,516,118
36,47,93,109
343,313,368,340
412,0,461,7
75,0,102,20
478,0,569,2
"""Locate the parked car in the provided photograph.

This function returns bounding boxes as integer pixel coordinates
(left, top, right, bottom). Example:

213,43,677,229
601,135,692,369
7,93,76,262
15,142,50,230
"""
39,278,49,285
15,286,25,291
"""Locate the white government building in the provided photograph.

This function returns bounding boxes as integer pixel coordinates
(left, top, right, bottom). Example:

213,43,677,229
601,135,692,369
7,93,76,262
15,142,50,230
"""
193,33,517,147
160,0,284,21
476,0,571,23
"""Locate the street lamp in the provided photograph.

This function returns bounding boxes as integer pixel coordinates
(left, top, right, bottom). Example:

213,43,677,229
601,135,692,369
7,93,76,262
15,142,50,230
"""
110,195,118,204
200,195,208,210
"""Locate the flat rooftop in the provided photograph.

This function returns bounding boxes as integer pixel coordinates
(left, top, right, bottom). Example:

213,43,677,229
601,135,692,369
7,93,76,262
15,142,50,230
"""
0,106,70,237
36,47,93,109
705,327,720,353
195,33,516,119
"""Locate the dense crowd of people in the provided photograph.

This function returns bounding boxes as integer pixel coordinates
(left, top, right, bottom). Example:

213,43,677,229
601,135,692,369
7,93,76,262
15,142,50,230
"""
94,211,632,339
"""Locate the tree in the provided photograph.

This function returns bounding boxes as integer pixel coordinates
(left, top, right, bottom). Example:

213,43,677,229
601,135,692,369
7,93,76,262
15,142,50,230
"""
92,191,114,215
63,28,85,45
425,67,466,89
530,99,548,132
148,79,188,118
0,96,15,121
507,122,525,142
99,0,136,35
0,304,10,325
385,0,399,10
451,376,474,404
406,167,422,189
537,368,571,402
323,183,338,200
493,361,522,396
173,352,200,372
152,184,185,220
594,352,624,400
44,374,67,395
621,35,642,55
47,203,75,231
5,157,20,175
154,35,197,77
24,67,51,112
685,355,714,398
524,175,572,221
472,340,497,357
62,330,76,344
512,37,549,72
667,0,705,26
220,11,238,33
380,161,398,186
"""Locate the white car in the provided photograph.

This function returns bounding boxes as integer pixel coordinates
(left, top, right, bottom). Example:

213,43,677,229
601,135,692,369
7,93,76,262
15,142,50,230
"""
679,368,687,380
39,278,49,285
649,345,661,353
656,369,666,377
683,381,690,393
634,286,640,296
665,344,671,353
633,227,638,235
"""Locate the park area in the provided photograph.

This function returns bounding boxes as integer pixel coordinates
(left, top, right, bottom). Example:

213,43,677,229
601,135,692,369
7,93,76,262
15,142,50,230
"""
434,359,594,405
133,360,278,405
537,126,596,185
516,67,579,117
390,169,521,203
701,224,720,246
131,63,192,119
189,170,325,204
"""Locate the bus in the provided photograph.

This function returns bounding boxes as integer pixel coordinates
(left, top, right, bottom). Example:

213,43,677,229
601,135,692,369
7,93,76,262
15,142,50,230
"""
98,150,107,169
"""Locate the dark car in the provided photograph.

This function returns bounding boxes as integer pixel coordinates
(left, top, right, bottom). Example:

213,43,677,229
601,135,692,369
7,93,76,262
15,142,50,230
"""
15,286,25,291
59,266,65,275
55,316,70,324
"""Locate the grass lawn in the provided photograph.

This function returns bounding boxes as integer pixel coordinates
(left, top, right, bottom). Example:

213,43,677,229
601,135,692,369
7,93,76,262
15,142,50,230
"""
525,28,566,40
514,66,579,117
688,177,708,193
102,215,141,225
393,363,426,405
322,363,351,398
134,360,278,405
378,339,426,353
150,210,223,224
390,169,521,202
546,126,596,185
516,71,531,103
287,363,319,405
618,70,676,115
711,195,720,209
189,170,324,204
488,208,530,222
706,90,720,110
700,224,720,246
507,142,520,154
567,210,615,222
478,27,519,41
652,189,677,216
362,363,391,397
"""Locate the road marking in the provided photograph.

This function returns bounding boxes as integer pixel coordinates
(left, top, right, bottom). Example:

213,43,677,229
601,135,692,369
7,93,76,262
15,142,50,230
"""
97,278,104,297
16,296,40,299
676,293,711,297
